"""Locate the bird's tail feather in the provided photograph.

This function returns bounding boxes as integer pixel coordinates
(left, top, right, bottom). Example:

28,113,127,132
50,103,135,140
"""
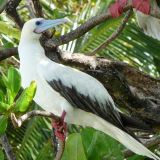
99,117,160,160
119,112,153,132
73,110,160,160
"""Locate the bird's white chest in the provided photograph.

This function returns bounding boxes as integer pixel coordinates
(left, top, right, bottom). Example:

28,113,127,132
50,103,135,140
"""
19,63,73,118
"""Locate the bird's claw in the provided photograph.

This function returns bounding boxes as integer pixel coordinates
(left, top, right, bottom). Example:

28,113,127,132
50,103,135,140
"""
52,111,67,141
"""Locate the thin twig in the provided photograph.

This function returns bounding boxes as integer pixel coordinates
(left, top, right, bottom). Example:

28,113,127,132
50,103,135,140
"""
10,111,65,159
124,136,160,158
0,134,16,160
10,110,59,127
89,9,133,55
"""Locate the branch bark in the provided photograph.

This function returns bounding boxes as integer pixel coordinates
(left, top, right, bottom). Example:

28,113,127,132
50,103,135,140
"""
0,134,16,160
5,0,24,29
10,111,59,127
0,47,18,61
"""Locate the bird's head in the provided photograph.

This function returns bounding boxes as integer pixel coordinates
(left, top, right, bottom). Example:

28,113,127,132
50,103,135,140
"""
21,18,68,40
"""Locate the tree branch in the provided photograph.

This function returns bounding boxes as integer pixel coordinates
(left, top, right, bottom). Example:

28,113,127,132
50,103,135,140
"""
5,0,24,29
10,111,59,127
45,6,131,48
45,3,160,48
0,134,16,160
0,47,18,61
89,9,133,55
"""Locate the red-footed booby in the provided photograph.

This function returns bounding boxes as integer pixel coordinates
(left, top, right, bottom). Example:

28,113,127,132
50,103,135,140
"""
18,18,160,160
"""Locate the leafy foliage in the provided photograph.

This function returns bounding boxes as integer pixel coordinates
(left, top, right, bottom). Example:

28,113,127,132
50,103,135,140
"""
0,148,4,160
0,0,7,13
0,67,36,137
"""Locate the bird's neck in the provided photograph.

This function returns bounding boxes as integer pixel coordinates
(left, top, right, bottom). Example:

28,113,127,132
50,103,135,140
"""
18,38,47,65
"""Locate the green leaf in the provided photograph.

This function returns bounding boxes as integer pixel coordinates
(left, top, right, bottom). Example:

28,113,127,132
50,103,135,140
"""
0,76,6,93
0,115,8,136
0,21,20,40
0,90,5,102
81,128,124,160
2,73,9,89
35,141,54,160
0,102,10,112
15,81,37,112
7,67,21,99
0,0,7,13
0,149,4,160
62,133,87,160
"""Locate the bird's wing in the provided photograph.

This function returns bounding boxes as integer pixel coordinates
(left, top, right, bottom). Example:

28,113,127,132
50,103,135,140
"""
38,61,126,131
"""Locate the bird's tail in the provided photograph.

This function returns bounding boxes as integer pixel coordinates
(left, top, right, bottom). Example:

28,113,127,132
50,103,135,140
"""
76,111,160,160
119,112,153,132
97,116,160,160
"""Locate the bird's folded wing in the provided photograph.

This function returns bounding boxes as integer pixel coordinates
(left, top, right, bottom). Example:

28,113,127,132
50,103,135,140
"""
38,62,125,131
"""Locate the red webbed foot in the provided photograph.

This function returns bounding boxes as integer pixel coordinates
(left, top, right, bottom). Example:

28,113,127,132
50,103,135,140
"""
52,111,67,141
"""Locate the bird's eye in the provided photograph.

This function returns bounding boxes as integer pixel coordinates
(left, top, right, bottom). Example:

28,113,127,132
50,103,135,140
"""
35,21,42,26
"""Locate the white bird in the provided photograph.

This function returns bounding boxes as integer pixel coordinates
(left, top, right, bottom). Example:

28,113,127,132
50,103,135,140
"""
135,0,160,40
18,18,160,160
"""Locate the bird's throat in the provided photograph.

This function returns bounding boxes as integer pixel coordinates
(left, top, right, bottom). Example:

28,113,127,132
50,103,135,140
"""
18,39,46,64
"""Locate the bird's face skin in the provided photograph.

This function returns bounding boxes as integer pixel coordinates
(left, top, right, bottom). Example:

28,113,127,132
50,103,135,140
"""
21,18,67,40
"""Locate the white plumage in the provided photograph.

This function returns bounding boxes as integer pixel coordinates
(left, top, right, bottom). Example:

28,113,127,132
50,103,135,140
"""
18,18,160,160
135,11,160,40
135,1,160,40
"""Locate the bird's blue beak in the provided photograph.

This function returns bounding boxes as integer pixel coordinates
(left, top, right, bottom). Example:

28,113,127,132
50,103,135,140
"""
34,18,68,34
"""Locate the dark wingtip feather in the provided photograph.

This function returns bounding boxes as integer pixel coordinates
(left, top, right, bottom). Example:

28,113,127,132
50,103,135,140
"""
119,112,153,133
